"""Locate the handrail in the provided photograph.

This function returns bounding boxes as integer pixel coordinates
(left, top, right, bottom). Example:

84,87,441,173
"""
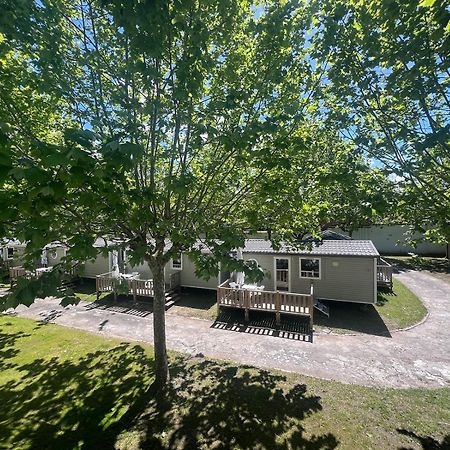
97,271,113,278
96,272,155,301
218,278,231,288
217,284,314,325
378,257,392,267
376,263,393,289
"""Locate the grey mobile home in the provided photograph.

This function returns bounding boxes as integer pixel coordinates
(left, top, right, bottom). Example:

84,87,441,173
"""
241,239,379,304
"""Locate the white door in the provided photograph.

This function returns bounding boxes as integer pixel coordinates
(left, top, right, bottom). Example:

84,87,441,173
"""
275,257,289,291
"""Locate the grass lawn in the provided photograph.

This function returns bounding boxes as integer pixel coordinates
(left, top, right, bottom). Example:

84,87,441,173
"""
386,256,450,285
70,278,110,303
376,278,427,330
168,288,217,320
1,315,449,449
315,278,427,335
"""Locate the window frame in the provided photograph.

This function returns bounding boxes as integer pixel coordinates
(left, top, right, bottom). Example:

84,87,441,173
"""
171,253,183,270
299,257,321,280
7,247,14,259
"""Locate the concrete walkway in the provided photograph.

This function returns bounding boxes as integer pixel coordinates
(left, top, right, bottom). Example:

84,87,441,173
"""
7,270,450,389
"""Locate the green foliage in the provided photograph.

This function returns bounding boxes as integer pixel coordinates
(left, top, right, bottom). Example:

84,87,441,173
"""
313,0,450,241
0,0,388,292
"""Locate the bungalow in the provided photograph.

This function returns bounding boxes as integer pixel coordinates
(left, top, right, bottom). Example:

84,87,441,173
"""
83,238,230,291
241,239,380,304
0,240,26,267
8,237,391,319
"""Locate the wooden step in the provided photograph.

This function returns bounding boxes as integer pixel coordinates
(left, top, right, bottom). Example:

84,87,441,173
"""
164,289,180,308
165,300,176,310
165,293,180,303
314,299,330,317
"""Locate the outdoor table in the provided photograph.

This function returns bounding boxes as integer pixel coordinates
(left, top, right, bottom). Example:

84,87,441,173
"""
35,267,52,274
241,284,264,291
119,273,138,280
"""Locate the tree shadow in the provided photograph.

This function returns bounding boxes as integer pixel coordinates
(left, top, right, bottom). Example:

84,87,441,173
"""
0,323,30,370
397,429,450,450
385,257,450,275
0,334,156,449
314,301,391,337
0,323,338,449
175,287,216,311
136,358,339,449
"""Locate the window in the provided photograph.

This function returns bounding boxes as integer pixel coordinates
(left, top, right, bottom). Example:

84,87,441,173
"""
299,258,321,279
171,253,182,270
7,247,14,259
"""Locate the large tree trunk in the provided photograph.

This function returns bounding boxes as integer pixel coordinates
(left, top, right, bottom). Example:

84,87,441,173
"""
149,258,169,388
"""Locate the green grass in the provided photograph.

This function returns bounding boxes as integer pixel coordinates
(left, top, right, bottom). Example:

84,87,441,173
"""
376,278,428,330
168,288,217,320
70,278,110,303
315,278,427,335
1,315,449,449
386,256,450,285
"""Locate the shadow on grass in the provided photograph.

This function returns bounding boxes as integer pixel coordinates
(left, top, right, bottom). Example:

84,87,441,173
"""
138,358,338,449
0,325,30,370
385,257,450,275
175,287,216,311
397,429,450,450
314,301,391,337
0,324,338,449
0,337,156,449
376,286,397,307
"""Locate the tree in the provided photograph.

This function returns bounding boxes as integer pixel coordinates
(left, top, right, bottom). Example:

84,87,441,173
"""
0,0,335,387
312,0,450,242
246,125,397,239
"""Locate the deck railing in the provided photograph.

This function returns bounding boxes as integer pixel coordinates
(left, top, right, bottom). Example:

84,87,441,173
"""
217,279,314,327
9,263,80,287
96,272,115,294
132,279,154,301
9,266,27,286
377,258,393,289
96,272,155,301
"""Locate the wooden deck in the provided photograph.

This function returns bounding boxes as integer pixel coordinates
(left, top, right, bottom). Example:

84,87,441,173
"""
9,264,80,287
95,271,180,301
377,258,393,289
217,279,314,328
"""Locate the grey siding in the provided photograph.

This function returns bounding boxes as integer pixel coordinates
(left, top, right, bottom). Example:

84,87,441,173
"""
47,247,66,266
83,253,109,278
7,246,26,266
243,253,275,290
178,254,219,289
244,252,375,304
126,261,153,280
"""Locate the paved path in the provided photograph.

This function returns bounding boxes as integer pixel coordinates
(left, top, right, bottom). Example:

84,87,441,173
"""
7,270,450,388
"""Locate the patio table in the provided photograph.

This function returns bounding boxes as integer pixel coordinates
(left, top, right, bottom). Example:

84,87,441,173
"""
241,284,264,291
35,267,53,274
120,273,139,280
